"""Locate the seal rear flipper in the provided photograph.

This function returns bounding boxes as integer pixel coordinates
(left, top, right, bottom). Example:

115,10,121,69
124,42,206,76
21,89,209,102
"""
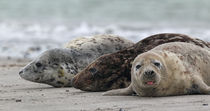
103,84,133,96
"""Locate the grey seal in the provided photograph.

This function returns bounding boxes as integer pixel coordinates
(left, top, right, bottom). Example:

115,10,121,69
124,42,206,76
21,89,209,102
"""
19,34,134,87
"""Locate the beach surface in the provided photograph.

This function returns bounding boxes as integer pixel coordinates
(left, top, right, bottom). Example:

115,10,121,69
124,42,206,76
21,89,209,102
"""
0,58,210,111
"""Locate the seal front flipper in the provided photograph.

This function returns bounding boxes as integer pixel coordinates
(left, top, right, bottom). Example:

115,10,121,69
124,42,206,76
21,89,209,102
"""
103,84,134,96
192,75,210,94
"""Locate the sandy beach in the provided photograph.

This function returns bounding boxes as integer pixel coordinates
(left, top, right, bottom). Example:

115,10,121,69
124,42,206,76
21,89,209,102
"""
0,58,210,111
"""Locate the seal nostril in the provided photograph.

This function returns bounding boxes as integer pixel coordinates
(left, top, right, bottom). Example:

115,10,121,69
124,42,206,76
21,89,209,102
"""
144,70,155,78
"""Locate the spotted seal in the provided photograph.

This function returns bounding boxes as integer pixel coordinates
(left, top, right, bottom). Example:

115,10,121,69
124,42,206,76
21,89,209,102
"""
72,33,210,91
19,35,134,87
104,42,210,96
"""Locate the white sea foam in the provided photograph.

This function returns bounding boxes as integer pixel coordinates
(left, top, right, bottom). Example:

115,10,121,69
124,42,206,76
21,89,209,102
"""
0,21,210,59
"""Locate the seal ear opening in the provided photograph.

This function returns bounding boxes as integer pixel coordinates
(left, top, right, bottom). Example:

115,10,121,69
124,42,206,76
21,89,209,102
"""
35,62,42,67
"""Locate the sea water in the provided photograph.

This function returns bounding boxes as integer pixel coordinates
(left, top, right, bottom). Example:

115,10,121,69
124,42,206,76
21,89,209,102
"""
0,0,210,59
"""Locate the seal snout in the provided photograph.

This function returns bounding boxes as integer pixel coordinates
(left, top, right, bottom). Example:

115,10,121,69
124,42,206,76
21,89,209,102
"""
19,70,23,75
143,70,155,78
142,70,157,85
71,76,83,89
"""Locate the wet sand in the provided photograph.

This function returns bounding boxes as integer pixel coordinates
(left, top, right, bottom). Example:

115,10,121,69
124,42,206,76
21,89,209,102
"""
0,58,210,111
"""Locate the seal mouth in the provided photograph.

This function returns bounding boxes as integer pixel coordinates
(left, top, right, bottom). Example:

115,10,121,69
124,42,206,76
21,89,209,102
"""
144,81,156,85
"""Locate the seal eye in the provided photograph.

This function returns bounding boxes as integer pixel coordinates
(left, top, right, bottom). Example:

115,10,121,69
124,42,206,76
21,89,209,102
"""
53,63,58,66
136,65,141,70
89,68,97,75
36,62,42,67
154,62,161,68
52,63,59,67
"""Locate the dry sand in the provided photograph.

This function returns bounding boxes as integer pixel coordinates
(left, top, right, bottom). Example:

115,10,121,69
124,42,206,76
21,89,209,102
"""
0,58,210,111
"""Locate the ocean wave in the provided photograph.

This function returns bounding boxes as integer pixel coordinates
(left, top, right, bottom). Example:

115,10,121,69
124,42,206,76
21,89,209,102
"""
0,21,210,59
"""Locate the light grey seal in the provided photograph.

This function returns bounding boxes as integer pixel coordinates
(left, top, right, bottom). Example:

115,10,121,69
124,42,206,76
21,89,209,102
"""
103,42,210,97
19,34,134,87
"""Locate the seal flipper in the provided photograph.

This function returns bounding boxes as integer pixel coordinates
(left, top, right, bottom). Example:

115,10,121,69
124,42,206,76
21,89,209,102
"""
103,84,133,96
192,75,210,94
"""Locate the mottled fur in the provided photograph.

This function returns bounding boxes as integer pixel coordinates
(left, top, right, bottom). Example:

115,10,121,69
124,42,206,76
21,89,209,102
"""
72,33,210,91
19,35,134,87
104,42,210,96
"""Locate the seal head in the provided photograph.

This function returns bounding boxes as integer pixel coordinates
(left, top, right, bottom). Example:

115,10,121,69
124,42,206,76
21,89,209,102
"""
72,53,131,91
19,48,76,87
133,53,162,88
131,51,168,96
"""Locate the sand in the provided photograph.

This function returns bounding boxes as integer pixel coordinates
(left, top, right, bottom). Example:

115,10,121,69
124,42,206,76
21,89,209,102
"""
0,58,210,111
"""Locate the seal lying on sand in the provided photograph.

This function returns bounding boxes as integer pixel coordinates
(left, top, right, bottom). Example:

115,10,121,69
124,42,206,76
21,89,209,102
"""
72,33,210,91
104,42,210,96
19,35,134,87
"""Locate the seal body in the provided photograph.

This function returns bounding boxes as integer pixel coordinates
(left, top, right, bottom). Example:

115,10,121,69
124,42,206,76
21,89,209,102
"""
72,33,210,91
104,42,210,96
19,35,134,87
